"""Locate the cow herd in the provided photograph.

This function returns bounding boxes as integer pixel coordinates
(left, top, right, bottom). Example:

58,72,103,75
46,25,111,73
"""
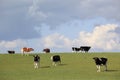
32,54,108,72
8,46,91,54
32,54,61,69
7,46,109,72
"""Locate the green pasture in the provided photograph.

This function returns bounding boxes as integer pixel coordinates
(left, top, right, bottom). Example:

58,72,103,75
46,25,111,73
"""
0,52,120,80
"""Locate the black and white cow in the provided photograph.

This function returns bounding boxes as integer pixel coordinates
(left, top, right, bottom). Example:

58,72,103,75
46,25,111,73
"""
51,55,61,66
8,50,15,54
93,57,108,72
33,55,40,69
80,46,91,53
72,46,91,53
72,47,81,52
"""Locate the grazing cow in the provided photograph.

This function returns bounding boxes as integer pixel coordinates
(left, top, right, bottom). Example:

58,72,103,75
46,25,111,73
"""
8,50,15,54
33,55,40,69
51,55,61,66
93,57,108,72
21,47,34,55
43,48,50,53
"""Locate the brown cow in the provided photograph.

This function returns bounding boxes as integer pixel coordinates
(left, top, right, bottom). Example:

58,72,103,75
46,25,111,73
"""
21,47,34,55
43,48,50,53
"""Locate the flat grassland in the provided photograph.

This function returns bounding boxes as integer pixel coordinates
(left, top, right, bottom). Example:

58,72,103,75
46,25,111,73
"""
0,52,120,80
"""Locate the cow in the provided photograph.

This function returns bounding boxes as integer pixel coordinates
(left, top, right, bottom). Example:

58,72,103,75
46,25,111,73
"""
8,50,15,54
33,55,40,69
93,57,108,72
72,47,81,52
80,46,91,53
21,47,34,56
51,55,61,66
72,46,91,53
43,48,50,53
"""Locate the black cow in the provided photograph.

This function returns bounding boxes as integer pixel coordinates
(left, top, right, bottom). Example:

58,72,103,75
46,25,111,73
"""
8,50,15,54
51,55,61,66
93,57,108,72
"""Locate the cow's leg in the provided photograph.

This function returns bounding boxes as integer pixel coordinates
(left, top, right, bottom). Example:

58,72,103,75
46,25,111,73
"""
59,61,61,65
27,53,29,56
55,62,57,66
21,51,24,56
52,62,56,66
36,62,39,68
104,64,107,71
34,62,37,68
34,62,39,69
24,53,26,56
25,52,29,56
96,65,100,72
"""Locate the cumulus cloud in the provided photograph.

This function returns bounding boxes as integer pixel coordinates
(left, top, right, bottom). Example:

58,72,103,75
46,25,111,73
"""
0,39,27,51
1,0,120,41
0,39,28,53
40,24,120,52
74,24,120,51
41,33,72,48
0,24,120,53
1,0,120,52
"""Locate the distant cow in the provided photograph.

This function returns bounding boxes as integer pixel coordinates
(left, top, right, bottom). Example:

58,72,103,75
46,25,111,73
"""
72,47,81,52
80,46,91,53
43,48,50,53
93,57,108,72
8,50,15,54
72,46,91,53
21,47,34,55
51,55,61,66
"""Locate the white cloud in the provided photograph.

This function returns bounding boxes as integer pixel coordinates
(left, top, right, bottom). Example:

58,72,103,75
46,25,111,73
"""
1,0,120,41
1,24,120,53
0,39,27,49
39,24,120,52
41,33,72,48
77,24,120,50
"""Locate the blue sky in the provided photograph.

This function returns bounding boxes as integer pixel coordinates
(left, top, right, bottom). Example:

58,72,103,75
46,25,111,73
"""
0,0,120,53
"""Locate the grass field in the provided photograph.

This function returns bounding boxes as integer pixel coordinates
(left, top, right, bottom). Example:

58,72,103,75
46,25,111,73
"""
0,52,120,80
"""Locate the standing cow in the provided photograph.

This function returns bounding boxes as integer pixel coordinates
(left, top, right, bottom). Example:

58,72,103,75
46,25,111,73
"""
72,47,81,52
72,46,91,53
93,57,108,72
43,48,50,53
80,46,91,53
51,55,61,66
21,47,34,56
8,50,15,54
33,55,40,69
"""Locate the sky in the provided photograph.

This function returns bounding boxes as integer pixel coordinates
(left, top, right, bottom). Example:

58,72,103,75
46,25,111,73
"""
0,0,120,53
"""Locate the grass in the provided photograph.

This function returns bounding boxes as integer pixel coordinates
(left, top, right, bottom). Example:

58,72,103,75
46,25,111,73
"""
0,52,120,80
